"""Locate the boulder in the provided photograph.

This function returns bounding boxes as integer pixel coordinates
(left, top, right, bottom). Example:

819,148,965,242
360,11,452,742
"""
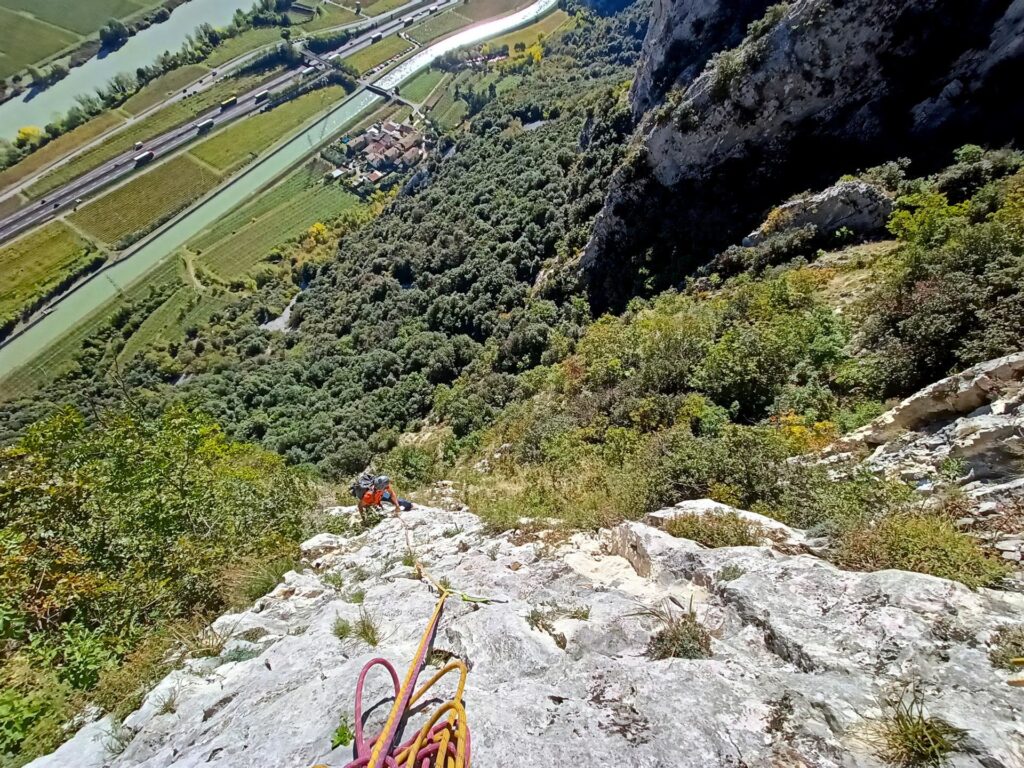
742,181,893,247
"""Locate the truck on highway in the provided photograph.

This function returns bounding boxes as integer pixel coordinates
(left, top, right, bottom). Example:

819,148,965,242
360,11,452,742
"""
134,150,155,165
371,32,383,42
134,141,144,150
254,90,270,102
197,118,215,133
403,17,413,26
220,95,238,109
301,65,316,75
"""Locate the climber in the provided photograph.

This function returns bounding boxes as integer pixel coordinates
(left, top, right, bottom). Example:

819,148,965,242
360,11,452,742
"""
356,474,413,517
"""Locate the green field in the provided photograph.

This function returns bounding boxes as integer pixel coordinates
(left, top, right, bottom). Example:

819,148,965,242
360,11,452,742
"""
302,1,359,30
0,221,102,327
406,10,471,44
189,86,345,173
27,70,276,199
0,112,125,194
194,160,361,279
204,27,284,67
0,0,144,36
361,0,409,16
116,279,230,363
121,64,210,115
344,34,410,74
0,7,77,79
399,68,445,103
69,154,221,246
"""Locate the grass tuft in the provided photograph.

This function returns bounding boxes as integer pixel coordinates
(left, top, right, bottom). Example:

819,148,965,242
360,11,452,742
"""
332,616,352,641
878,684,965,767
835,513,1010,589
640,599,713,660
354,609,381,647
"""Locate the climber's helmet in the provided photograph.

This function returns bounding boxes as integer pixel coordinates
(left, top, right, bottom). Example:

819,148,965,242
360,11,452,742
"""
374,475,390,489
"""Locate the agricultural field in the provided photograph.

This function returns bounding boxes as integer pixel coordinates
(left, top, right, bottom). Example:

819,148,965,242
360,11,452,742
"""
69,154,220,246
0,0,147,36
398,68,445,103
300,2,359,30
0,258,180,399
0,221,102,329
0,192,24,218
0,0,165,78
0,7,77,79
406,10,471,44
116,279,230,363
344,34,411,74
196,160,362,280
203,27,283,67
484,8,570,51
360,0,409,16
189,86,345,173
27,70,278,199
121,64,210,115
0,111,125,194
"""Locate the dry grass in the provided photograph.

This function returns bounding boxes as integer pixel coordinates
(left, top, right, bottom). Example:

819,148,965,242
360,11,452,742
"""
664,511,765,548
639,598,713,660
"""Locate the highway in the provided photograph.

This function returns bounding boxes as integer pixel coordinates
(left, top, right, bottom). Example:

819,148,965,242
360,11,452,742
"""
0,0,457,246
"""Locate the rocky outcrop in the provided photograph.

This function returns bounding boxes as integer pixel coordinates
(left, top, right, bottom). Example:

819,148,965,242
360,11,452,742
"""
742,181,893,247
582,0,1024,311
628,0,772,117
822,353,1024,565
30,504,1024,768
827,352,1024,489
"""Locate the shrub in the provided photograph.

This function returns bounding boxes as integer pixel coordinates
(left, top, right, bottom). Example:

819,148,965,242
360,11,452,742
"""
877,684,965,767
236,556,297,604
664,512,764,548
989,625,1024,671
642,600,712,660
834,514,1009,588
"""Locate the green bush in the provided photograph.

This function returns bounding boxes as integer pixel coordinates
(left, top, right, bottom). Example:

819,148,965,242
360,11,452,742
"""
644,602,712,660
834,514,1009,588
664,512,764,548
0,405,313,760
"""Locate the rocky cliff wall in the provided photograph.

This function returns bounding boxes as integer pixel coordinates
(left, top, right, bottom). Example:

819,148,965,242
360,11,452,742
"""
581,0,1024,311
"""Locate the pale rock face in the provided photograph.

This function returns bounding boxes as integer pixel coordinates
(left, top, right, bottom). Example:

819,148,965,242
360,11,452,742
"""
28,504,1024,768
742,181,893,247
581,0,1024,311
828,352,1024,493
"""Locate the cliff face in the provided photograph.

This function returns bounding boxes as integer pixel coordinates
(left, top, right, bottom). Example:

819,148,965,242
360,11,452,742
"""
582,0,1024,311
628,0,771,117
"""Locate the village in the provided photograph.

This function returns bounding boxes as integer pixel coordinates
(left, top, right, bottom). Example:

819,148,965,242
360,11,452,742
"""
321,118,431,194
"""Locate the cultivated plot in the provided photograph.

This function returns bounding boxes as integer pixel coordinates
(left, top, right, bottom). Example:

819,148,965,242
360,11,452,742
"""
0,7,77,79
0,220,101,328
190,86,346,173
344,34,411,74
69,154,220,246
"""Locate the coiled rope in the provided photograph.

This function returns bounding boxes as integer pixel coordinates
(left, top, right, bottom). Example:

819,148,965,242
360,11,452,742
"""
317,510,489,768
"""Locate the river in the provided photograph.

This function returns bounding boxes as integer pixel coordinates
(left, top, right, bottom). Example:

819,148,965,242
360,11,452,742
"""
0,0,559,383
0,0,258,139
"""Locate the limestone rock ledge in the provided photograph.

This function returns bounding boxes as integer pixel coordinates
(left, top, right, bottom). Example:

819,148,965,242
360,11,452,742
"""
28,504,1024,768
